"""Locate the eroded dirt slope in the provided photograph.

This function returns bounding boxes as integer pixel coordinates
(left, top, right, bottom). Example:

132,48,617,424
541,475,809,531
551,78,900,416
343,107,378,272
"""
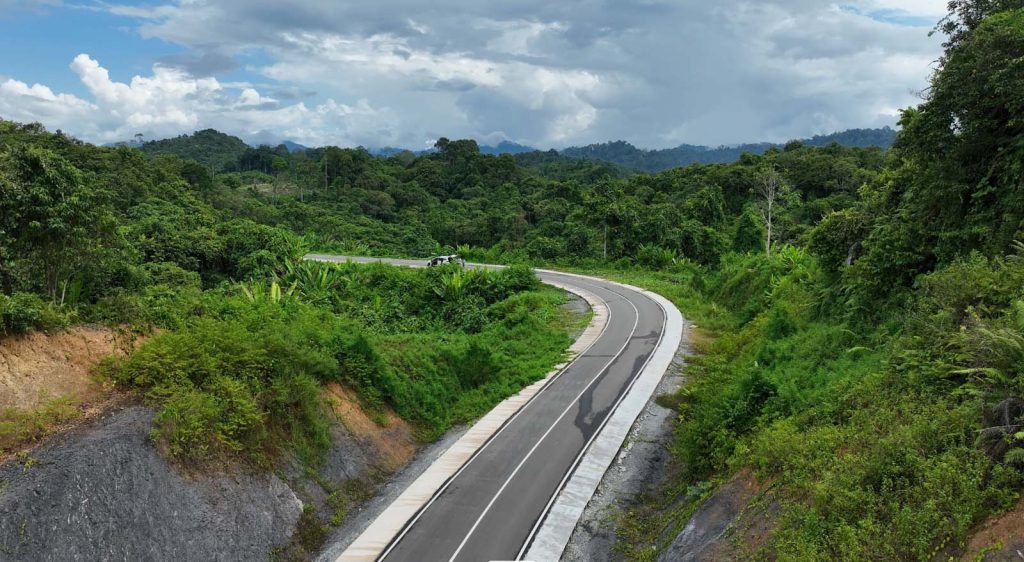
0,326,123,410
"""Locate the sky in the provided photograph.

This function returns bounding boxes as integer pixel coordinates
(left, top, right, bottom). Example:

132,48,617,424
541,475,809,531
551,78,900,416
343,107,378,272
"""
0,0,948,149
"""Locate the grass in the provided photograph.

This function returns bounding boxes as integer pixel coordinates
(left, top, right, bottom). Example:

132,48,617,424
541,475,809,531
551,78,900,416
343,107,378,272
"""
0,397,81,455
556,251,1024,560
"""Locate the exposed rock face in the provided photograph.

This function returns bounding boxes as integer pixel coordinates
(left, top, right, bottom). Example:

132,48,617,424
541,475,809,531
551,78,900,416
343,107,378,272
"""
0,385,421,561
658,471,778,562
0,406,303,561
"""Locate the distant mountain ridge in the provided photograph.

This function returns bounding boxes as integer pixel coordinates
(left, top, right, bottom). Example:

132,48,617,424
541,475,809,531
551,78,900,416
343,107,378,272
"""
479,141,535,155
125,126,896,173
281,140,309,153
560,127,897,172
368,140,535,158
366,127,897,171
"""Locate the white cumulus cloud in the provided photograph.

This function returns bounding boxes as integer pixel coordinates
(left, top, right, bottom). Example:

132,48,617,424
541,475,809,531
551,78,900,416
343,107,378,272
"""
0,54,395,147
2,0,950,147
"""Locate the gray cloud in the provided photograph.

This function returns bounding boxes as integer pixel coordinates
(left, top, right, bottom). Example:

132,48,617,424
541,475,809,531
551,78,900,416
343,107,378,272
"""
155,50,239,77
8,0,947,148
270,87,317,100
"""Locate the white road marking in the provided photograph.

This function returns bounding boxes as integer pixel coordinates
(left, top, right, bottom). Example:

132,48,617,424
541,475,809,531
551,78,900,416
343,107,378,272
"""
306,256,678,562
374,276,613,562
515,287,668,560
445,287,641,562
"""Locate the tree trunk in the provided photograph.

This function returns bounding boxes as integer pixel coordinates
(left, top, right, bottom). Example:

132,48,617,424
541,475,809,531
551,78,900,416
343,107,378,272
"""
603,223,608,261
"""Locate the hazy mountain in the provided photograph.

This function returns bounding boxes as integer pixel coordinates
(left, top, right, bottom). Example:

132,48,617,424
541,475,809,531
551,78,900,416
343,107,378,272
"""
369,146,418,157
104,139,145,149
281,140,310,153
561,127,897,173
479,141,536,155
124,126,896,174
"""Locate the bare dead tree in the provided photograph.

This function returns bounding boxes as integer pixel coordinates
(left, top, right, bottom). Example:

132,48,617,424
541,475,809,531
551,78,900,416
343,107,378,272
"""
757,167,785,257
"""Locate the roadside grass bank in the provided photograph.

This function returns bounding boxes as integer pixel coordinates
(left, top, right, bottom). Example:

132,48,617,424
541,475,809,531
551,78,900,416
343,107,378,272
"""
86,260,583,560
551,248,1024,560
98,261,578,465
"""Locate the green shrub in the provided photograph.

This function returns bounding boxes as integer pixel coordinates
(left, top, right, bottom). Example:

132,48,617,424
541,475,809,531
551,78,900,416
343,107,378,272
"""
87,284,206,330
0,397,80,453
635,244,677,270
496,264,540,295
0,292,71,336
99,300,341,464
140,262,202,289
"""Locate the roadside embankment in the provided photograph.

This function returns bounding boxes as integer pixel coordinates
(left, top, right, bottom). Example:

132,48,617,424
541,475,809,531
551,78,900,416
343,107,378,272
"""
0,288,592,562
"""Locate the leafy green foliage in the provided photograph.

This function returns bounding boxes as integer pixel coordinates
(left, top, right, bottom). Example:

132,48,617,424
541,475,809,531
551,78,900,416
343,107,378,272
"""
0,292,72,335
140,129,250,172
95,264,571,461
98,301,339,464
0,396,80,453
0,145,125,303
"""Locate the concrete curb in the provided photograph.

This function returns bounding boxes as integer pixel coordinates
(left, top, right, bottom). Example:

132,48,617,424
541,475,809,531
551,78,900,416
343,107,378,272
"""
334,278,609,562
523,277,684,562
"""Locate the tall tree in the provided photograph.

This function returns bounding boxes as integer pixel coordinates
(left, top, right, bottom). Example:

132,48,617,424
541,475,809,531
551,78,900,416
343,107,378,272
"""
0,147,119,303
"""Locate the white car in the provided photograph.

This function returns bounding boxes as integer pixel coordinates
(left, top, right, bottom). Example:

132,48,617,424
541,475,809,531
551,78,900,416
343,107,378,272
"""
427,254,466,267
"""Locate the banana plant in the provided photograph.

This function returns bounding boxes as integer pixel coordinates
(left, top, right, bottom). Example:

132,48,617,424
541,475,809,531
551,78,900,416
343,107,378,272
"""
241,279,297,304
433,268,488,303
281,260,346,304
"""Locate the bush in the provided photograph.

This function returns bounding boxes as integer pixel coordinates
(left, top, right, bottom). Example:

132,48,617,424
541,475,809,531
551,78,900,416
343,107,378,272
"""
0,397,80,453
636,244,677,270
99,300,341,464
0,292,71,336
140,262,202,289
87,284,205,330
496,264,540,295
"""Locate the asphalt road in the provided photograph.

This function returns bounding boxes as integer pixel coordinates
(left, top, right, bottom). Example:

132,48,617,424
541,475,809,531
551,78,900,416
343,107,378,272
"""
306,255,667,562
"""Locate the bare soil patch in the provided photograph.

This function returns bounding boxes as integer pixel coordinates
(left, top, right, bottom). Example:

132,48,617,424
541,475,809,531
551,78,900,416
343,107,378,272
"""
324,383,416,472
959,497,1024,561
0,325,128,410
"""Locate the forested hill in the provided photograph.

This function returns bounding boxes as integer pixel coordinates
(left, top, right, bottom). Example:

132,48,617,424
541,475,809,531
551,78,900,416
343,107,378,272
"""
140,128,251,171
561,127,898,172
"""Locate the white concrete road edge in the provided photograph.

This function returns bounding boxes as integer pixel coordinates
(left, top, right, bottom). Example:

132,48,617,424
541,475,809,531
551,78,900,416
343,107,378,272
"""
333,276,610,562
524,273,685,562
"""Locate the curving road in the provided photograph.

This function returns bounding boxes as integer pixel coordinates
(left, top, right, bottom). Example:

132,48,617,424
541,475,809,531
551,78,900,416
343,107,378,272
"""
307,255,672,562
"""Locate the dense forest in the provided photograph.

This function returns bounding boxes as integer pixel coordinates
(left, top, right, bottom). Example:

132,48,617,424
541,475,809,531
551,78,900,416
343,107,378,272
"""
2,0,1024,558
0,120,582,474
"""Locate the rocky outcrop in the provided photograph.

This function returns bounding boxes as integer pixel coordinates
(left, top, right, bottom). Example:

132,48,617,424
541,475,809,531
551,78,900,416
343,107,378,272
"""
0,406,303,561
658,471,778,562
659,476,757,561
0,387,419,561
